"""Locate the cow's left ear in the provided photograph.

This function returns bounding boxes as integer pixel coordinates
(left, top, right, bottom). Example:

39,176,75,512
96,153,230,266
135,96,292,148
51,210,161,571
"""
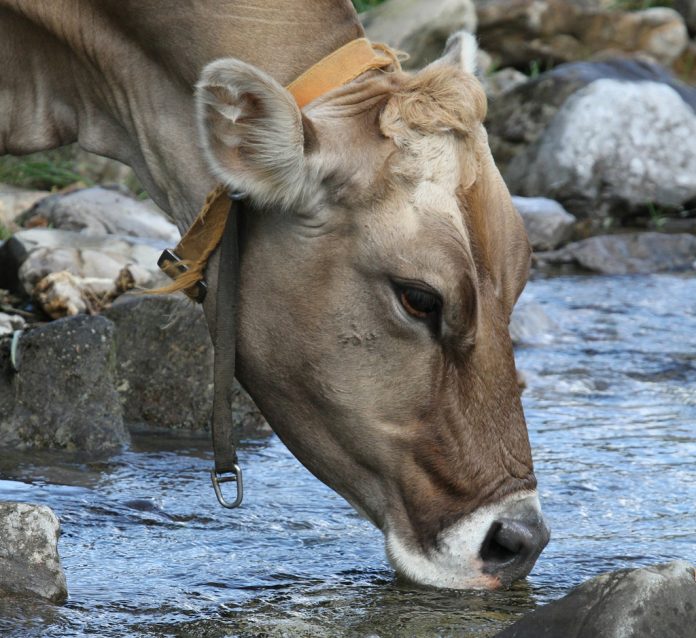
196,58,317,209
428,30,479,75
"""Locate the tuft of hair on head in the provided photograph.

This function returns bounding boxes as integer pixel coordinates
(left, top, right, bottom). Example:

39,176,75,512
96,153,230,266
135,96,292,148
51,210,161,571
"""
379,65,487,145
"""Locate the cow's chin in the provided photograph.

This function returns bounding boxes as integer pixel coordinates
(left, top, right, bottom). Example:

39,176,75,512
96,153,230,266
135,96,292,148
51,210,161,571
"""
384,491,544,591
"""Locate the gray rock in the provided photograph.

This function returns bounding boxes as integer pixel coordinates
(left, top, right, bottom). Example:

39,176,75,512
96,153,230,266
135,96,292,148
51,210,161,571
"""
0,502,67,603
476,1,688,69
536,232,696,275
361,0,477,69
512,196,576,251
495,561,696,638
0,311,25,338
510,301,557,345
0,228,169,295
103,294,270,438
486,58,696,173
505,79,696,220
17,186,179,243
0,314,129,452
482,67,528,99
0,184,49,228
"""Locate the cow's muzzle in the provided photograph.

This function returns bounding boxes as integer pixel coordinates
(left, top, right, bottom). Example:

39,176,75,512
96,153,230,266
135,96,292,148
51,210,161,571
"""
479,495,550,586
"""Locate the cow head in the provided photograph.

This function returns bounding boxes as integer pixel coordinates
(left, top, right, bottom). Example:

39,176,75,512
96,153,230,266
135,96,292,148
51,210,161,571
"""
195,34,549,589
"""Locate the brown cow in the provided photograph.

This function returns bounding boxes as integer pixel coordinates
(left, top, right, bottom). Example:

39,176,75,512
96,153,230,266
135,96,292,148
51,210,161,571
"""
0,0,549,589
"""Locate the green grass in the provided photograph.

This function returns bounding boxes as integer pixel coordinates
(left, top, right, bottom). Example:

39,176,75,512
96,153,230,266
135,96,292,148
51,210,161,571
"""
611,0,673,9
352,0,386,13
0,221,12,241
0,158,88,191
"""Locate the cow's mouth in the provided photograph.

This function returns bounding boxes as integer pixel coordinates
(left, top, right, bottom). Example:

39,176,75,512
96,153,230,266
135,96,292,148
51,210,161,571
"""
384,491,549,590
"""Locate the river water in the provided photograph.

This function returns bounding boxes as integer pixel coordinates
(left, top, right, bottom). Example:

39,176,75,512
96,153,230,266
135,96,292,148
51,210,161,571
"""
1,273,695,637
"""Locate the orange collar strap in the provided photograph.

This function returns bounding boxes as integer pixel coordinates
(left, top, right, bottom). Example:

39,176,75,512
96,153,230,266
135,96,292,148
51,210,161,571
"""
287,38,396,108
157,39,398,302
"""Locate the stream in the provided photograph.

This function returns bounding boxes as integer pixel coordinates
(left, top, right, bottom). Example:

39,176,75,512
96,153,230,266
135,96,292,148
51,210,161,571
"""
1,273,694,637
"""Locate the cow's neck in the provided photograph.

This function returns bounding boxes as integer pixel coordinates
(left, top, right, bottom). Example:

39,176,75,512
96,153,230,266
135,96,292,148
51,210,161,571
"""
1,0,363,229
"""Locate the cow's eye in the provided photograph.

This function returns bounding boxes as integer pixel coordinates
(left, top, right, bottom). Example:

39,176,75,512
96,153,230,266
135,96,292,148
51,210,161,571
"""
396,285,442,334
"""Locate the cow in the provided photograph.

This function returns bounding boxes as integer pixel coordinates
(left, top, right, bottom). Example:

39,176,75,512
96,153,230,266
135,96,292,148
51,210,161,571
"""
0,0,549,589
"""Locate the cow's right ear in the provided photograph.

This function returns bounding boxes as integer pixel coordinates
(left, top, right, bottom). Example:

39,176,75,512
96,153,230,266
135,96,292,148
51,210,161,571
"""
196,59,316,209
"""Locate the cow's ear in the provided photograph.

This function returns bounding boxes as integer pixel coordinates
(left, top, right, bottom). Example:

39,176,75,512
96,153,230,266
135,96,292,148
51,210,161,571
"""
196,59,316,209
429,30,479,75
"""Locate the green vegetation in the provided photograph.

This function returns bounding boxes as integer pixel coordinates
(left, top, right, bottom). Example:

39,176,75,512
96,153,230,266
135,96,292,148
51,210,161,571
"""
0,148,90,191
611,0,673,9
352,0,386,13
0,221,11,241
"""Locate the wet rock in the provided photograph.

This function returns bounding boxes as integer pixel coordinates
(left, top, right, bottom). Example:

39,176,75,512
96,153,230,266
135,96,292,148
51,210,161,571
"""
103,294,270,437
0,184,49,229
536,232,696,275
0,311,25,338
17,186,179,243
0,314,128,452
505,79,696,220
510,301,557,346
512,196,576,251
476,1,688,69
361,0,477,69
0,228,168,296
496,561,696,638
0,502,67,603
486,58,696,174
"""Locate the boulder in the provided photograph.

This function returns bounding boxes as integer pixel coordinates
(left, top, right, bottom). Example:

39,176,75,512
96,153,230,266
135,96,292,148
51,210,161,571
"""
504,79,696,220
486,57,696,174
512,196,576,250
0,228,169,296
0,184,49,229
17,186,179,243
0,314,129,452
0,502,67,603
476,1,688,69
103,294,270,438
495,561,696,638
361,0,477,69
482,67,528,99
535,232,696,275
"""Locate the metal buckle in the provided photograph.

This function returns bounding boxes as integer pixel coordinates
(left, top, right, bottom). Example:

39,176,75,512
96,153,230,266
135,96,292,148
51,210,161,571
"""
157,248,208,303
210,465,244,509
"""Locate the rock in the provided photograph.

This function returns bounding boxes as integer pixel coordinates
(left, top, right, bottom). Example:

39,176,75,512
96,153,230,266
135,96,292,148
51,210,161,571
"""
536,232,696,275
0,184,49,228
510,301,557,345
495,561,696,638
486,57,696,173
0,228,169,296
34,266,154,319
103,294,270,437
0,502,67,603
0,311,25,338
675,0,696,33
505,79,696,220
17,186,179,243
361,0,477,69
476,1,688,69
482,67,528,98
0,314,129,452
512,196,576,250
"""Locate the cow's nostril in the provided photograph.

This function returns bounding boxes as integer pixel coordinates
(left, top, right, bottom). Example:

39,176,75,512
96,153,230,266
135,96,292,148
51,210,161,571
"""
480,521,520,564
480,515,550,584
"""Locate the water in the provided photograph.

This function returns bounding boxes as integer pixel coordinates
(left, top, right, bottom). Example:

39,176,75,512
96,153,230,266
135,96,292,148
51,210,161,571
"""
1,273,695,637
